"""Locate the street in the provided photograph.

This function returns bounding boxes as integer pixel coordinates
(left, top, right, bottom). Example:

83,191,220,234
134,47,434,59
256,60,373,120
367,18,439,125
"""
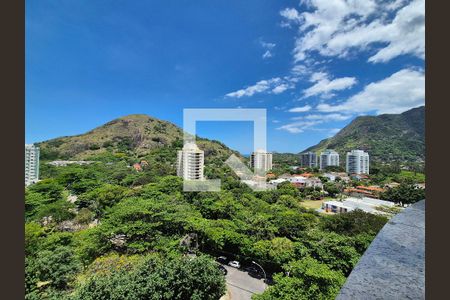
222,265,267,300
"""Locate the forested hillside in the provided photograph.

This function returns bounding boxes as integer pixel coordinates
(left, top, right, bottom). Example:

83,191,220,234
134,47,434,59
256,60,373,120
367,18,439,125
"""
303,106,425,165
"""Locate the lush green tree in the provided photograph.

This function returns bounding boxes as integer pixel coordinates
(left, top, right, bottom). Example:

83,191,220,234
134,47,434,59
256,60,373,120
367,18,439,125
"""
76,184,129,215
273,209,318,238
251,237,296,267
322,209,388,236
70,254,226,300
277,182,300,198
253,257,346,300
25,222,44,255
324,182,340,198
25,190,48,220
381,182,425,205
26,246,81,295
28,178,64,201
34,200,76,223
324,166,345,172
275,195,301,209
299,230,360,276
73,208,95,225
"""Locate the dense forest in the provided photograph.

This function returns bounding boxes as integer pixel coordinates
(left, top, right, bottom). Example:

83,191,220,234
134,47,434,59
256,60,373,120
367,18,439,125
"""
25,147,390,300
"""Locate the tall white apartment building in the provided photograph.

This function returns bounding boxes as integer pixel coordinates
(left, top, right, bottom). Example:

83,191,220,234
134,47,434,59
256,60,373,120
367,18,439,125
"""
299,152,317,168
319,149,340,170
346,149,370,175
177,143,204,180
250,149,273,174
25,144,40,186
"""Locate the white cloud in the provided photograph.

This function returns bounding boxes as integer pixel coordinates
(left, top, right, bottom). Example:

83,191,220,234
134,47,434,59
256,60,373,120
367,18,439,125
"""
293,113,352,121
278,120,321,133
262,50,273,59
309,71,328,82
303,72,357,98
272,83,291,94
288,105,312,112
279,113,351,134
225,78,280,98
316,68,424,114
279,8,302,23
291,64,309,76
280,0,424,63
225,77,295,98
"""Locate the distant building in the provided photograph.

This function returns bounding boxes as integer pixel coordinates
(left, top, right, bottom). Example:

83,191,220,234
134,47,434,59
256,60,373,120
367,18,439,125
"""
319,149,340,170
25,144,40,186
323,173,337,182
344,185,385,199
288,175,307,187
250,149,273,174
266,173,276,179
385,182,400,189
177,143,204,180
332,172,351,183
299,152,317,168
305,177,323,189
323,172,351,182
268,178,289,187
346,150,370,174
279,173,293,180
268,175,323,189
350,174,370,181
321,197,396,215
132,163,143,172
48,160,94,167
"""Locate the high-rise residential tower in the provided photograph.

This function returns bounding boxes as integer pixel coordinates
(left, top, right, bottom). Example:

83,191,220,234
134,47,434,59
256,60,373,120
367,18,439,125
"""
346,149,370,174
25,144,40,186
299,152,317,168
319,149,340,170
177,143,204,180
250,149,273,174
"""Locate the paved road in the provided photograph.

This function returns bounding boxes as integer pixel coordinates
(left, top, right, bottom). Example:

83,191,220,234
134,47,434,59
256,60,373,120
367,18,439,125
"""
223,265,266,300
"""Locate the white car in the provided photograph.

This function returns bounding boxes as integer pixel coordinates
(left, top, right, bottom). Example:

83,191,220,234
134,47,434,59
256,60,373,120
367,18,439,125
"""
228,261,241,268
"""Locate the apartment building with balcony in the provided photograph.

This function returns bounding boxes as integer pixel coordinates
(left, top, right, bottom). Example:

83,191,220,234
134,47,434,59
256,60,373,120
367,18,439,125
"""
346,149,370,174
319,149,340,170
25,144,40,186
177,143,204,180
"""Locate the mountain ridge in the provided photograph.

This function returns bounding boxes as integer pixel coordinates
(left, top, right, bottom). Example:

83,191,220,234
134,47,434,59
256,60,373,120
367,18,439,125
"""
301,106,425,165
37,114,241,163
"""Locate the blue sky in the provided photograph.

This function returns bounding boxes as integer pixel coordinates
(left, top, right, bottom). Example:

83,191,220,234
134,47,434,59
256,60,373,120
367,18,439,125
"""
26,0,425,154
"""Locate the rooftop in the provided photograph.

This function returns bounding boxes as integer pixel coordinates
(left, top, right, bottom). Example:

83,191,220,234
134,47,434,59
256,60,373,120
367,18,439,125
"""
337,200,425,299
322,197,396,214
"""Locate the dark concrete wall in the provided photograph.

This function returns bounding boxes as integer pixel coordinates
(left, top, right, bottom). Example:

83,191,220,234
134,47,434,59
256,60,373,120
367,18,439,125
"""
337,200,425,299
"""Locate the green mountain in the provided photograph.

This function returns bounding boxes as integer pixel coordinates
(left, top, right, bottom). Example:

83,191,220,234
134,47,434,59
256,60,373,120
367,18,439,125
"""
302,106,425,165
37,114,240,162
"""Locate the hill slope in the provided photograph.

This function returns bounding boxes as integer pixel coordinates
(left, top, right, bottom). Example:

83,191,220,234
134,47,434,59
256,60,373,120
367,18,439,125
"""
37,114,240,162
302,106,425,164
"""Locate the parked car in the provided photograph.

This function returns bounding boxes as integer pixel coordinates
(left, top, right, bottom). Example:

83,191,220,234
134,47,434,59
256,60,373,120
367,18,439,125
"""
217,264,228,275
216,256,228,264
228,260,241,268
244,266,262,278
